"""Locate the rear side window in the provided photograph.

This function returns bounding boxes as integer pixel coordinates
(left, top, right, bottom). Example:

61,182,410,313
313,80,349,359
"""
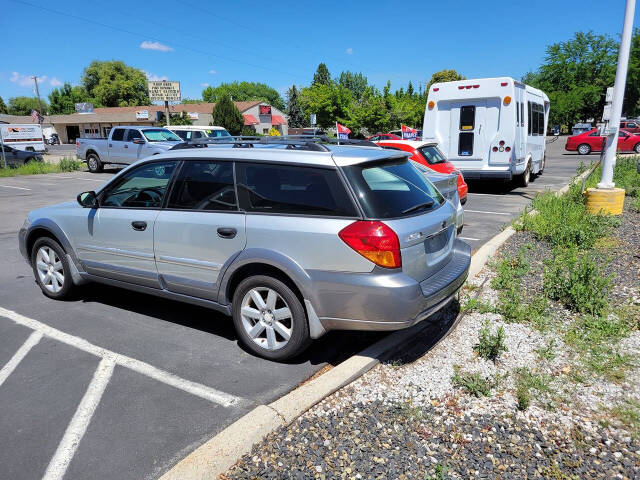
173,130,189,140
167,160,236,211
342,159,444,219
527,102,532,135
127,129,143,141
236,163,357,217
111,128,125,141
458,132,474,156
516,101,520,125
418,145,446,164
537,104,545,135
460,106,475,130
520,102,524,127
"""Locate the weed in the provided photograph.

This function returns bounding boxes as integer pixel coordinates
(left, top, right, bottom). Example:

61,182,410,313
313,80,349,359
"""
426,464,446,480
0,157,83,177
516,382,530,411
514,367,553,411
58,157,83,172
631,196,640,213
473,321,508,362
610,398,640,440
543,245,611,316
540,461,579,480
451,367,499,397
585,155,640,197
460,297,495,314
495,289,549,330
536,338,557,361
490,247,531,291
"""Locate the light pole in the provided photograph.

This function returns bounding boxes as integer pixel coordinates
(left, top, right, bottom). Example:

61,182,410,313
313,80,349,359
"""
586,0,635,215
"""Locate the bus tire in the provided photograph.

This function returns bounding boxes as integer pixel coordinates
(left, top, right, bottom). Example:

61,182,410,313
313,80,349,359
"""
538,155,545,175
87,153,103,173
577,144,591,155
517,162,531,187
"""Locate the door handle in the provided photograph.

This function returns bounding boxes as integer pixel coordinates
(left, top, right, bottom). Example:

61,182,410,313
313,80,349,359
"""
124,144,129,148
109,144,113,147
131,221,147,231
217,227,237,239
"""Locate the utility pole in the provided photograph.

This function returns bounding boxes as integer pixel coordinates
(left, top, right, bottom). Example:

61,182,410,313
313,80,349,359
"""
599,0,635,189
164,100,170,126
31,76,44,122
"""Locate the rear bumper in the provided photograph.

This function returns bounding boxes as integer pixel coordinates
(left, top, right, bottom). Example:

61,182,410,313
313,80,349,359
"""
310,239,471,332
458,169,512,180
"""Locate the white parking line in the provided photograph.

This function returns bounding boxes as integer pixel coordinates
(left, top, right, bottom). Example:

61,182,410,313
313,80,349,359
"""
43,357,115,480
0,184,31,190
0,306,242,407
0,331,43,387
459,236,480,241
464,209,513,216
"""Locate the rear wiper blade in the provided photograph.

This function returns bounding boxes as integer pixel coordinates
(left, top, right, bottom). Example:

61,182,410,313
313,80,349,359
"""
402,200,434,215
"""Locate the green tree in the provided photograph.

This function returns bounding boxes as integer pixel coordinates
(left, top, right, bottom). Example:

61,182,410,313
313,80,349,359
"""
625,29,640,117
312,63,331,86
82,60,149,107
286,85,307,128
0,96,7,114
211,94,244,135
202,81,284,110
299,83,352,130
349,87,390,136
181,98,203,104
338,71,368,101
426,69,465,90
526,31,617,127
48,83,97,114
158,111,193,127
7,96,47,116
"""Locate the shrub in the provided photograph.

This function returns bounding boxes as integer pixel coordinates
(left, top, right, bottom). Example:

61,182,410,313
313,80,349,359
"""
543,245,611,316
474,321,508,362
451,367,498,397
58,157,82,172
490,247,530,291
516,382,530,411
514,367,553,411
585,155,640,197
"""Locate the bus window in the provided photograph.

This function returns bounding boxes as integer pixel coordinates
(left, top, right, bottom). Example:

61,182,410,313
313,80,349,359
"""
537,104,544,135
521,103,524,127
527,102,532,135
460,106,475,131
459,132,473,156
516,101,520,125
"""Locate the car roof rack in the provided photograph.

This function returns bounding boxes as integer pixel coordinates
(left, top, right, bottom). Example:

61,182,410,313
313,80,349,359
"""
169,135,379,152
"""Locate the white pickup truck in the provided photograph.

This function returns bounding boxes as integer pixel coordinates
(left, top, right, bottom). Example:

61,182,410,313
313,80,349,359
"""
76,126,182,172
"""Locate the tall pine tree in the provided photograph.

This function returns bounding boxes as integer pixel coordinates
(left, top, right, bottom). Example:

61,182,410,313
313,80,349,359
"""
286,85,306,128
312,63,331,86
211,94,244,135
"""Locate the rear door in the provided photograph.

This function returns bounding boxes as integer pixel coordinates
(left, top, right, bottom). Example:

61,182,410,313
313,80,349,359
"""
154,159,246,300
448,101,487,164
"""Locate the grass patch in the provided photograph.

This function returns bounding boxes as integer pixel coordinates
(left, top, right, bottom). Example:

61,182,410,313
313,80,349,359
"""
585,155,640,197
490,245,531,291
514,367,554,411
460,297,495,314
473,321,507,362
516,184,618,249
610,398,640,440
543,245,612,316
631,196,640,213
451,367,500,397
0,156,82,177
535,338,557,362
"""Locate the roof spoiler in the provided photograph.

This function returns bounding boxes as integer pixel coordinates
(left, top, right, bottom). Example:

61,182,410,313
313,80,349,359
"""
169,135,380,152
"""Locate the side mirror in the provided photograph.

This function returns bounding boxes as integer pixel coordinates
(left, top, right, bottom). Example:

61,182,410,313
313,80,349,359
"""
133,138,145,145
77,191,99,208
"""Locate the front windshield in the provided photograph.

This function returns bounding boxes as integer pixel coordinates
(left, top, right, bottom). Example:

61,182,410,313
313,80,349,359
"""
206,129,231,138
142,129,182,142
417,145,446,165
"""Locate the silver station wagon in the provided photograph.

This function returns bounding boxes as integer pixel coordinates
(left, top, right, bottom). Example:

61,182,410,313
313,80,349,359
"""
19,137,471,360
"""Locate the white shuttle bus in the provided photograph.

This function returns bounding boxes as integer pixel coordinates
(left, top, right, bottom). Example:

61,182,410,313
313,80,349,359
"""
0,124,46,153
422,77,549,186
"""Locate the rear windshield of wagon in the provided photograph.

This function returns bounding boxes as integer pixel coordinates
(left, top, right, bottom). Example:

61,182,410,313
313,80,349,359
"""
342,158,444,219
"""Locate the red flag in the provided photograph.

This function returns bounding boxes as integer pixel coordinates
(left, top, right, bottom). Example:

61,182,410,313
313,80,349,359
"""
336,122,351,139
401,124,418,140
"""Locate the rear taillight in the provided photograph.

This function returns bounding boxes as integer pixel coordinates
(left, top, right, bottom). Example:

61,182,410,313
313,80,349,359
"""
492,146,498,152
75,140,79,149
338,221,401,268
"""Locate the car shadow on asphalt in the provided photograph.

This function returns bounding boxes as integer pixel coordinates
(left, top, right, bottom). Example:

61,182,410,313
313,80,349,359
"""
72,283,386,366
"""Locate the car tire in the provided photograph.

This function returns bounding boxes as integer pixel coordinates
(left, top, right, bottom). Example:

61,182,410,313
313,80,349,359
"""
577,144,591,155
31,237,74,300
538,155,545,175
516,161,531,187
634,143,640,154
87,153,103,173
232,275,310,360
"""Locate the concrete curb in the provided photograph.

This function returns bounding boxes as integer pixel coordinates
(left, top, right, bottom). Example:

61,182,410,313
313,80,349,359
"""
159,165,598,480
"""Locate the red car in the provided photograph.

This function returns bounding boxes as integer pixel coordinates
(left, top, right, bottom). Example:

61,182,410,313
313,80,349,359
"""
565,128,640,155
620,120,640,134
377,140,468,203
367,133,401,141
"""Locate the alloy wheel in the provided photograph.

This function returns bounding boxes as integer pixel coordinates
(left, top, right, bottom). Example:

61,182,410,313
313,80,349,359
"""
240,287,293,351
88,157,97,171
36,246,64,293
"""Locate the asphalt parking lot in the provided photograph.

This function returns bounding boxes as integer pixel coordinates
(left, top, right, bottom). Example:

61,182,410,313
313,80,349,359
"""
0,138,584,480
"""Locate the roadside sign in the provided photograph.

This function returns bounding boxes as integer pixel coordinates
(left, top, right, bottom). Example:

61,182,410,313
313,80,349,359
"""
148,81,181,102
259,105,272,115
188,112,199,120
602,104,612,121
310,114,316,126
75,103,94,114
606,87,614,103
136,110,149,120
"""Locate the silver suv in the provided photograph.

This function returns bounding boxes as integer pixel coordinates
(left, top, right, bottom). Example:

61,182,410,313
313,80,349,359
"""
19,138,470,360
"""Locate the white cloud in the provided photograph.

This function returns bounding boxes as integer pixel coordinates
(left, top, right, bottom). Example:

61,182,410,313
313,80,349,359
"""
209,69,217,74
50,77,63,87
144,71,168,81
140,41,174,52
346,47,353,55
200,83,209,87
10,71,43,87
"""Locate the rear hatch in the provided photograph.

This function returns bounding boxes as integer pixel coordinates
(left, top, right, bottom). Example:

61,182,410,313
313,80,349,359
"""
341,157,457,283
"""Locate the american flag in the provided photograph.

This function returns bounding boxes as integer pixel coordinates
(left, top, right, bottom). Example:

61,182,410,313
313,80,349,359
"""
31,109,39,123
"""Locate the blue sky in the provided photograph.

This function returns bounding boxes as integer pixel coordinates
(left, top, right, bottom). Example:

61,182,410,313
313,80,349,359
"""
2,0,639,104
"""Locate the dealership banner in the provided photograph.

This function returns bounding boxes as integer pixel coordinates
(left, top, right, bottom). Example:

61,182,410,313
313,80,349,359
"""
401,124,418,140
336,122,351,139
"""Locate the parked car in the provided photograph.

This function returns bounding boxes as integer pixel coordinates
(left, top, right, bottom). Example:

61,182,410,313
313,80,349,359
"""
168,125,231,141
565,128,640,155
367,133,401,141
76,126,183,173
19,137,471,360
620,120,640,134
0,145,43,167
572,123,593,136
376,140,468,204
